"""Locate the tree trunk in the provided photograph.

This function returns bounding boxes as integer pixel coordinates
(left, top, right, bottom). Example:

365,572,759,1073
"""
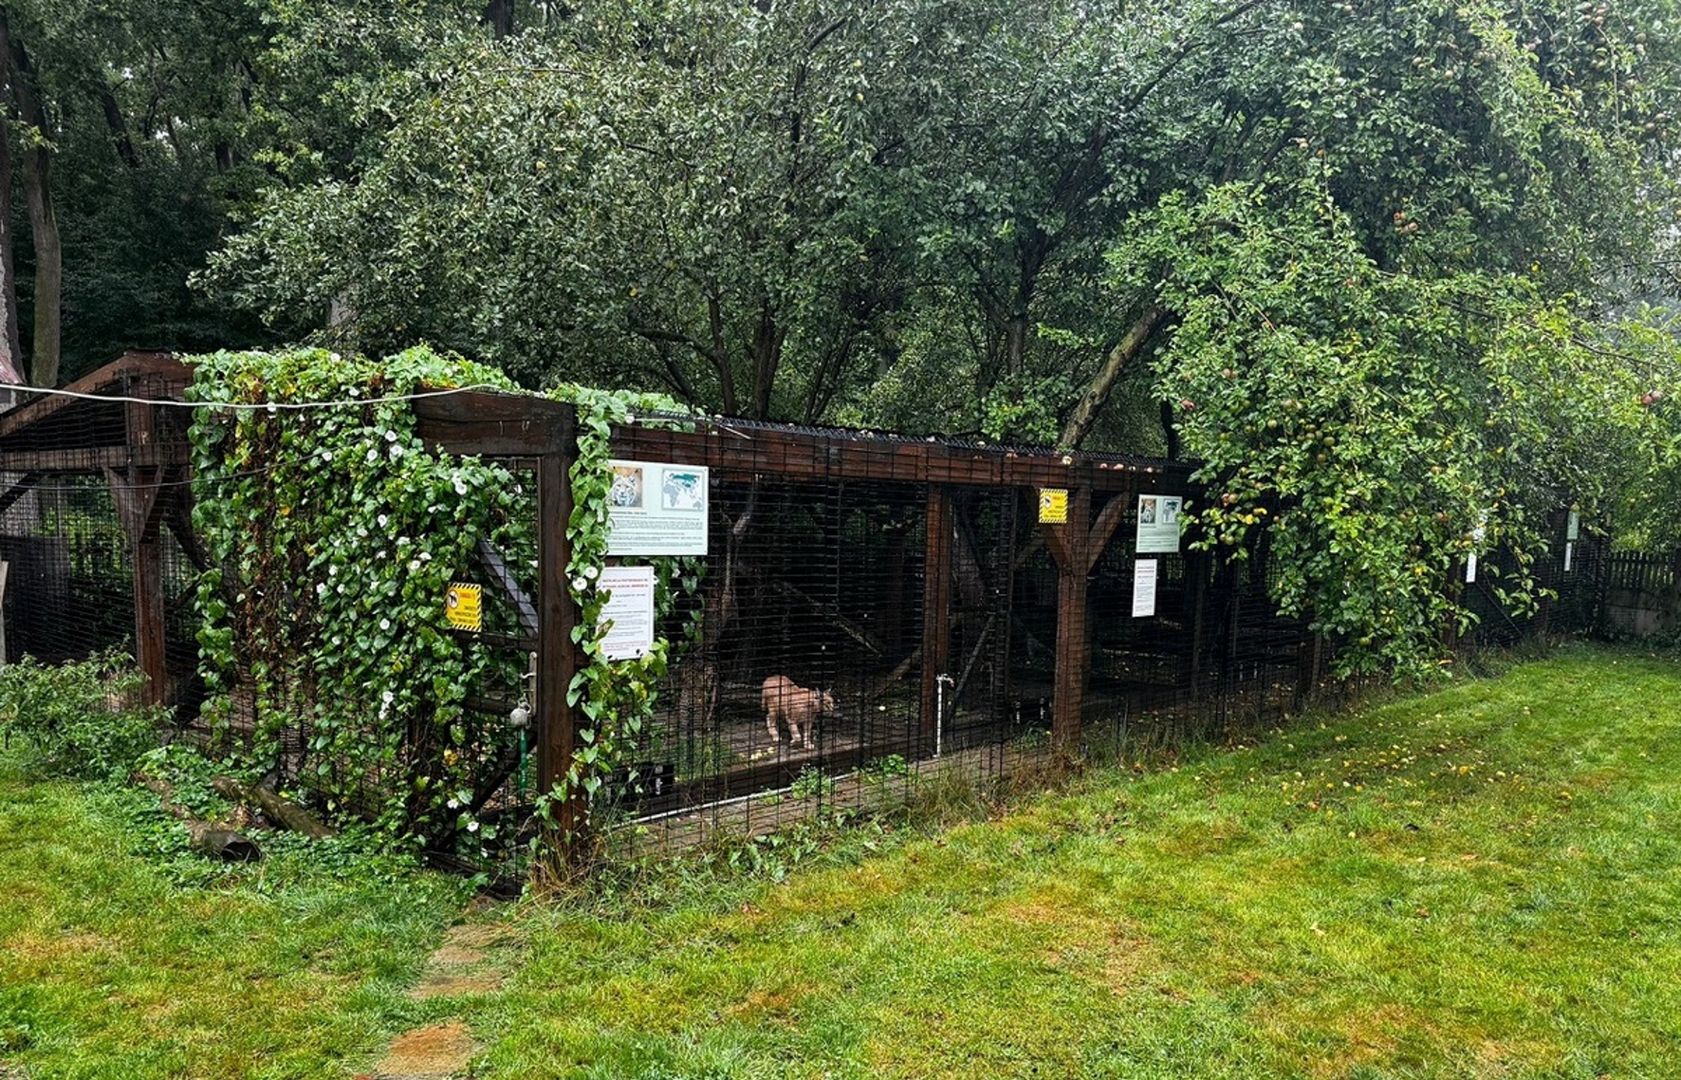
20,153,58,387
97,85,140,168
1159,398,1181,459
483,0,514,38
0,109,21,394
1003,312,1028,377
211,776,334,839
1,14,61,387
708,294,737,415
749,304,784,419
1059,306,1166,449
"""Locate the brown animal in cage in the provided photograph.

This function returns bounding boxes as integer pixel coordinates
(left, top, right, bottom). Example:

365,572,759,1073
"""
761,675,834,749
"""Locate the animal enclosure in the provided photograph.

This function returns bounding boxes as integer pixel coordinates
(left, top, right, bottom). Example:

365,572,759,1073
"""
0,354,1610,867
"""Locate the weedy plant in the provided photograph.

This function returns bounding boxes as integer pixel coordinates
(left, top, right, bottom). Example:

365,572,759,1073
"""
789,765,838,802
0,650,168,779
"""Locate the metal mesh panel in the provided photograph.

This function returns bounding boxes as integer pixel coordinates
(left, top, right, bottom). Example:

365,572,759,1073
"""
615,473,940,847
0,476,132,663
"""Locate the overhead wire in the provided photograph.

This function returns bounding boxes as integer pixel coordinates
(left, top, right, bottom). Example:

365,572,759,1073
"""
0,382,505,411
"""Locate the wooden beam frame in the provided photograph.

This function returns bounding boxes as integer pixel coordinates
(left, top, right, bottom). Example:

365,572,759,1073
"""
113,400,171,706
535,423,584,847
0,351,184,441
0,444,188,473
477,538,540,639
920,486,953,744
411,391,572,456
613,420,1188,492
1086,493,1130,574
103,465,167,544
1042,486,1097,751
0,471,41,517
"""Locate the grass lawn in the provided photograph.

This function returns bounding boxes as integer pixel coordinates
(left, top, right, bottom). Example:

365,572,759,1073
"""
5,645,1681,1078
0,761,471,1078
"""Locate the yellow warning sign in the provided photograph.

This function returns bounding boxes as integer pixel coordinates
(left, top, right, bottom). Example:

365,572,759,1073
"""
445,583,482,632
1038,488,1069,524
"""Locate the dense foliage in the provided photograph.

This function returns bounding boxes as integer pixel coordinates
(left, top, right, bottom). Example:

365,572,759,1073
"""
8,0,1681,673
0,649,166,778
1134,176,1665,671
186,346,701,849
188,346,527,845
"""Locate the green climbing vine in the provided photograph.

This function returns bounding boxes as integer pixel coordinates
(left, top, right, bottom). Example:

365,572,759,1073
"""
188,346,526,849
537,385,706,852
187,348,704,857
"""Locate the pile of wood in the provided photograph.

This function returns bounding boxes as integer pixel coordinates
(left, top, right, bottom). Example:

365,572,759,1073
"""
132,771,332,862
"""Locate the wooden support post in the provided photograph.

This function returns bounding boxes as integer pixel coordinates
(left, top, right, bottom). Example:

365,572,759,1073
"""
1185,549,1207,692
0,559,8,667
1295,632,1323,711
0,471,40,518
133,524,165,703
1044,485,1092,753
116,400,168,706
535,410,583,845
920,485,953,746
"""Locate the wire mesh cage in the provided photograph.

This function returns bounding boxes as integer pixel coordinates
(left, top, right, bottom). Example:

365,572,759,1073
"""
0,355,1637,874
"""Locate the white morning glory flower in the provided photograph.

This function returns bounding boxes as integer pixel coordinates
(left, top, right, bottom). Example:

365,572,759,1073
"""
408,559,421,573
365,448,378,463
377,514,389,528
379,618,392,631
467,820,480,833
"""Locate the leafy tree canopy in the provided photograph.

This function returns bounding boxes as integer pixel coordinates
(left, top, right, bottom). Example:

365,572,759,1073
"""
8,0,1681,670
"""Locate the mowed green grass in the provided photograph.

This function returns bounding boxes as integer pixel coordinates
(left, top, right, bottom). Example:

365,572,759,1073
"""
472,647,1681,1079
0,767,469,1078
4,646,1680,1079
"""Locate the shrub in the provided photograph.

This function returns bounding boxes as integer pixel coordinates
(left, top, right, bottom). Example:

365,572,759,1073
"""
0,651,168,778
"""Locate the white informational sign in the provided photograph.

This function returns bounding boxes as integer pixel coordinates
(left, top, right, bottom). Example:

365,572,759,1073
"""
598,566,656,660
1567,511,1581,541
605,459,710,556
1564,542,1574,574
1132,559,1159,618
1466,518,1487,584
1135,494,1185,554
